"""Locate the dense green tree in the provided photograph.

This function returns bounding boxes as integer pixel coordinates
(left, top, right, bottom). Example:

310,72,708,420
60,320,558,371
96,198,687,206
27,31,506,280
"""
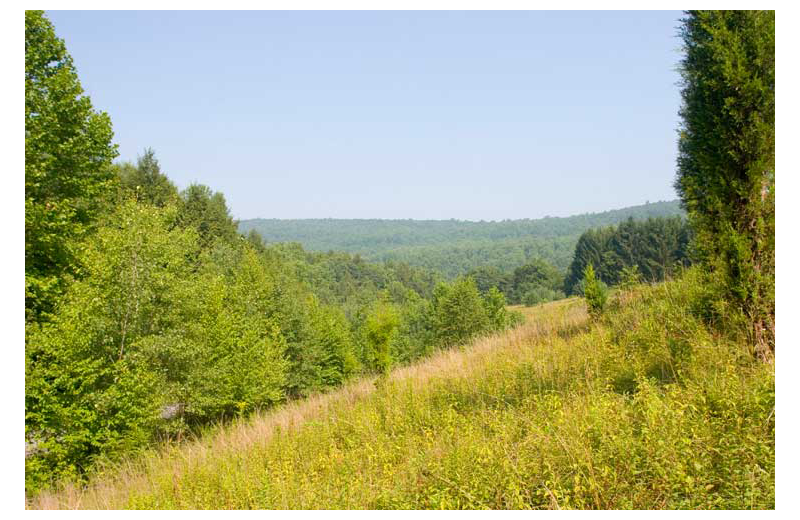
115,148,179,207
508,258,563,304
676,10,775,351
467,258,565,306
362,300,400,375
483,287,512,331
25,10,118,319
432,277,490,348
390,292,435,364
25,202,198,489
245,228,267,253
564,228,613,294
564,217,691,294
289,297,359,394
178,249,288,420
582,264,608,318
178,183,239,248
467,266,510,295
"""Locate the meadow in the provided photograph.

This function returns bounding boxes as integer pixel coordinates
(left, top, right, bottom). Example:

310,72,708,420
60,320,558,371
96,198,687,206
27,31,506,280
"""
29,270,774,509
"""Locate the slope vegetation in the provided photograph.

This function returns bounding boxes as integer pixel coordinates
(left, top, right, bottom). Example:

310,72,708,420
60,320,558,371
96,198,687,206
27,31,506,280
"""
29,270,774,509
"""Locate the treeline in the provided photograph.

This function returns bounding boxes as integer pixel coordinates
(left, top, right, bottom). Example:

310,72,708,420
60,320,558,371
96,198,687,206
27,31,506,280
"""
459,217,691,305
563,217,692,295
239,201,684,277
467,258,565,306
26,155,519,492
24,11,519,493
375,236,577,278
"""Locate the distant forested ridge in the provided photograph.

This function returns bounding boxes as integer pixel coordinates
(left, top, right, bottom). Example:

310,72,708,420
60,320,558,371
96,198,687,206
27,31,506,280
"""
239,201,684,277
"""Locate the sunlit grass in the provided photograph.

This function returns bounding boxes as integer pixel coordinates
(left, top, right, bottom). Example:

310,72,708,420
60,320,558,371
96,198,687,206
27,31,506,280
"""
28,277,774,509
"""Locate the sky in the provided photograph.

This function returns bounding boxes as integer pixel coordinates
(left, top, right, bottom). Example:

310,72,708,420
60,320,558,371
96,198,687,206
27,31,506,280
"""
46,10,685,221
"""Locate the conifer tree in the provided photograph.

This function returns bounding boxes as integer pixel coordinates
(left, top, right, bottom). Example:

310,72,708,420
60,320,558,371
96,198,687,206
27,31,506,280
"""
676,10,775,351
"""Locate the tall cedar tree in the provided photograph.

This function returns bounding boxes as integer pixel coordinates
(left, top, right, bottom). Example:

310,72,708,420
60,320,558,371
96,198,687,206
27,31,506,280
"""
676,11,775,352
25,11,118,319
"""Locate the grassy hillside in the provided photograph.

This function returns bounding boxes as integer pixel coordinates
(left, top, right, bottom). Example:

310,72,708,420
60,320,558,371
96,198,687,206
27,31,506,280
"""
29,269,773,509
239,200,684,277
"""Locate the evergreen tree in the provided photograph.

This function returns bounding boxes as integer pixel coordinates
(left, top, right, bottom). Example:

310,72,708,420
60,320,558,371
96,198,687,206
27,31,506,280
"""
178,183,239,248
116,148,179,207
676,10,775,351
564,228,612,294
582,264,607,318
565,217,691,294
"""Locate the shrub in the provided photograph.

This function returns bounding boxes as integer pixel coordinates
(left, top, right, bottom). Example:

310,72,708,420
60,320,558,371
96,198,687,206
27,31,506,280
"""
431,278,490,348
582,264,608,318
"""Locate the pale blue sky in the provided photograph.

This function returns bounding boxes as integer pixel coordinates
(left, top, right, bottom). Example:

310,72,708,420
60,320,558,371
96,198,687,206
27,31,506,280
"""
46,10,684,220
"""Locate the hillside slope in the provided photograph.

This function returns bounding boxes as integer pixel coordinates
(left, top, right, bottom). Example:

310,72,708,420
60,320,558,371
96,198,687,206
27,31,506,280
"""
239,200,684,276
30,271,773,509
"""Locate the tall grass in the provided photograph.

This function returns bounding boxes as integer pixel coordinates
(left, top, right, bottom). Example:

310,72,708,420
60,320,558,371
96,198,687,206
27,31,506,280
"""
28,272,774,509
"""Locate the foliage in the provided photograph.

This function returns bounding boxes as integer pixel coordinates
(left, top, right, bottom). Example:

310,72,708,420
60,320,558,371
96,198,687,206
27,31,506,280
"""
467,258,565,306
522,286,565,306
483,287,511,331
240,201,684,278
293,297,360,394
432,278,491,348
114,148,179,207
177,183,239,249
390,292,436,364
564,217,691,294
29,272,773,509
618,264,642,290
25,10,118,319
675,10,775,351
582,264,608,318
361,300,400,376
25,201,198,490
179,249,289,420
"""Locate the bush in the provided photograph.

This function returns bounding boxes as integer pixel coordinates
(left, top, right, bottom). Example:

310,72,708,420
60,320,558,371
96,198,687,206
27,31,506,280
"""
432,278,490,348
522,286,566,306
362,300,400,375
582,264,608,318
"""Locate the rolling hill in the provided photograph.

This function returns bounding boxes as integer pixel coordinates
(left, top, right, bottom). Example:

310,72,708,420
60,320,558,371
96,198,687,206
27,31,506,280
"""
239,200,684,277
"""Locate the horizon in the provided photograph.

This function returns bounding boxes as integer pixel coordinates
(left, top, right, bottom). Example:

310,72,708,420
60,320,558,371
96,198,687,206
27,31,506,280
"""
239,198,680,223
47,10,683,221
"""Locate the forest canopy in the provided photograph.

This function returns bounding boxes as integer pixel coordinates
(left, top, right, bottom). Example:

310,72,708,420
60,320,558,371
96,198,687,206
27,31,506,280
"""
239,200,684,278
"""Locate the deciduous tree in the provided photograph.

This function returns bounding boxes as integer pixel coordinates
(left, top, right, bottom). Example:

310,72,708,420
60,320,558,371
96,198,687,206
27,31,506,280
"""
25,10,118,319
